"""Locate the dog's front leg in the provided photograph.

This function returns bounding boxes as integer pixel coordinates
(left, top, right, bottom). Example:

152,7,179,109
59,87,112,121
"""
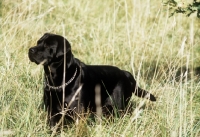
48,110,62,130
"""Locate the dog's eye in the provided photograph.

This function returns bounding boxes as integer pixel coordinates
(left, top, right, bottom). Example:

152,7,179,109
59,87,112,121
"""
49,48,53,55
44,44,48,48
46,41,55,45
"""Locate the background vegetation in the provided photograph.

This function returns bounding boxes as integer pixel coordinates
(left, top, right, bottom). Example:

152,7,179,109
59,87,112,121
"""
0,0,200,136
165,0,200,18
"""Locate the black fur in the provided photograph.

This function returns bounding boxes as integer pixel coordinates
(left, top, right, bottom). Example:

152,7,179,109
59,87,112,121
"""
28,33,156,128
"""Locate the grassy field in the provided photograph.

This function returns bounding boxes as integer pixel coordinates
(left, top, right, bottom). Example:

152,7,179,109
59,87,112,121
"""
1,0,200,136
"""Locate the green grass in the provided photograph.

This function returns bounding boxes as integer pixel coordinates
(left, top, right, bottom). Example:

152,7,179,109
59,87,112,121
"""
1,0,200,136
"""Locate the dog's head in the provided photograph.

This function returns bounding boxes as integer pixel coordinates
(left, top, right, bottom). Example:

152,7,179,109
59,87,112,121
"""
28,33,71,66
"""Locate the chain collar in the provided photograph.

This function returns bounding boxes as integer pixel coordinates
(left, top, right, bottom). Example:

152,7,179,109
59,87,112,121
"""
45,67,77,90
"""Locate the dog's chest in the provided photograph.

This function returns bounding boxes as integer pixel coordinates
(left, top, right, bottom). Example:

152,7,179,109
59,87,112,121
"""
64,91,84,113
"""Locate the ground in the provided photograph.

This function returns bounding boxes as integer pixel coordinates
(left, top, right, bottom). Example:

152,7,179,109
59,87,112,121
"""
0,0,200,136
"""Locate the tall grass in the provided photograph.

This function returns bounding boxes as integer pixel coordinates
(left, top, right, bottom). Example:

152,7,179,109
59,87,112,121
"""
1,0,200,136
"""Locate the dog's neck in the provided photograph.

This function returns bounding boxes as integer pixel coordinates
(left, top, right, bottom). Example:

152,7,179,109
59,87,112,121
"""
44,55,77,87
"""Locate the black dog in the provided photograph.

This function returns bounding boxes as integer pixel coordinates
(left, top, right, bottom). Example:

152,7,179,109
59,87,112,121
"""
28,33,156,129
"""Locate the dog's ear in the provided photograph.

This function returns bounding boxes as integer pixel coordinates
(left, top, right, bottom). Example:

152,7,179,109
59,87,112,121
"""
55,35,73,68
41,33,73,67
55,36,71,58
40,33,71,58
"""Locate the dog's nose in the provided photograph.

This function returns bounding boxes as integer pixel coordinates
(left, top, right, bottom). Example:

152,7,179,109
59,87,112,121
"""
29,48,36,53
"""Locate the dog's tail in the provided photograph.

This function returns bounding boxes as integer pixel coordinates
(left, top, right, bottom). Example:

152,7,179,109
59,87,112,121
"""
123,70,156,102
133,86,156,101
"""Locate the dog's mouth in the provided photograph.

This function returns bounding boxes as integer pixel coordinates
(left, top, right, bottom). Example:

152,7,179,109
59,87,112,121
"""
39,59,48,65
29,55,48,65
28,49,49,65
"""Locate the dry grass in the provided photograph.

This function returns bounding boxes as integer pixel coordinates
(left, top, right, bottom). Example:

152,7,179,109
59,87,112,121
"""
0,0,200,136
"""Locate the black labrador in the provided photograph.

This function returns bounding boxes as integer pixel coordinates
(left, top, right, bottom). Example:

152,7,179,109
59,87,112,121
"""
28,33,156,129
